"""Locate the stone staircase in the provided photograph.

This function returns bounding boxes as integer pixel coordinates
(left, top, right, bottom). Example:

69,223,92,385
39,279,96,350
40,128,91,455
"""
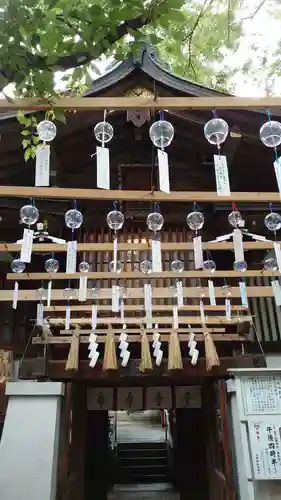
116,441,169,484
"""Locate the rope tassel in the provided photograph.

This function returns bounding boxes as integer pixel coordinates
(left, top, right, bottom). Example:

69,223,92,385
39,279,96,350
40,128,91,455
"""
139,325,153,372
203,326,220,371
168,330,183,371
103,324,117,371
65,326,80,371
0,350,10,384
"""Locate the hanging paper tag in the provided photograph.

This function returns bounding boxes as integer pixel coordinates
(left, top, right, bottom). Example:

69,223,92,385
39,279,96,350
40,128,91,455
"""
156,349,163,366
173,304,179,329
120,299,125,322
35,144,50,187
191,349,199,366
189,340,197,357
274,157,281,198
65,305,71,330
113,236,118,272
239,281,248,308
66,240,77,273
47,281,52,307
89,350,99,368
199,300,205,324
13,281,19,310
20,228,34,263
91,305,97,330
144,284,152,315
79,275,88,302
176,281,183,308
36,302,43,326
96,146,110,190
152,234,162,272
274,242,281,273
214,154,230,196
193,236,203,269
208,280,216,306
225,299,231,320
233,228,244,262
112,285,120,312
121,349,130,367
157,149,170,193
272,280,281,306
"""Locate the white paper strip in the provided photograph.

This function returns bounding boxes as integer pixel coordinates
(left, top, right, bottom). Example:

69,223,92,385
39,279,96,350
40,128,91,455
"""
191,349,199,366
199,300,205,324
121,350,130,367
193,236,203,269
47,281,52,307
78,275,88,302
152,235,162,272
188,332,195,348
225,298,231,320
208,280,216,305
152,332,160,348
274,242,281,273
66,240,77,273
20,228,34,263
112,285,120,312
189,340,197,357
89,350,99,367
35,144,50,187
96,146,110,190
113,236,118,272
65,305,71,330
89,333,97,344
214,154,230,196
12,281,19,310
36,302,43,326
272,280,281,306
144,284,152,317
173,304,179,329
239,281,248,308
157,149,170,193
233,228,244,262
88,344,98,358
91,305,97,330
176,281,183,308
119,342,129,356
153,341,161,357
156,349,163,366
274,157,281,198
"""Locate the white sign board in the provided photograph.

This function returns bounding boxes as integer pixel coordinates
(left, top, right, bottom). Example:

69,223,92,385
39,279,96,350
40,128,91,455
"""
241,375,281,415
248,421,281,479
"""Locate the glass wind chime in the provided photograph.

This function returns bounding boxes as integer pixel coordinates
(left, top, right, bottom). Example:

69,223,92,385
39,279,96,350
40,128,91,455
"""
260,111,281,197
35,120,57,187
262,204,281,306
64,201,84,329
204,113,230,196
94,111,114,190
106,205,130,366
149,112,174,193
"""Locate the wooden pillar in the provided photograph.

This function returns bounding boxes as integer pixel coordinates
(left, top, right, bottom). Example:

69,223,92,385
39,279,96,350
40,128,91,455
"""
175,408,209,500
63,383,87,500
85,410,110,500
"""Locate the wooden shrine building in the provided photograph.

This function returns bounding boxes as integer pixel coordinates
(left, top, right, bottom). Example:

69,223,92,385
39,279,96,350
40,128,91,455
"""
0,43,281,500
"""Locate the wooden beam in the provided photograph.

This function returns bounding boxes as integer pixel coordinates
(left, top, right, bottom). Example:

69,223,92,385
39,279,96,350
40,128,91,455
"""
48,315,252,326
6,270,281,281
0,96,281,110
44,305,247,313
0,241,278,253
59,328,226,334
18,355,266,381
0,185,280,202
0,287,275,301
32,333,245,344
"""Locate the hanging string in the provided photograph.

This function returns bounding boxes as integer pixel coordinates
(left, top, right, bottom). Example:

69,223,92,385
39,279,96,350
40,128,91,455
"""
232,202,237,211
212,109,218,118
160,110,164,121
113,200,117,210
